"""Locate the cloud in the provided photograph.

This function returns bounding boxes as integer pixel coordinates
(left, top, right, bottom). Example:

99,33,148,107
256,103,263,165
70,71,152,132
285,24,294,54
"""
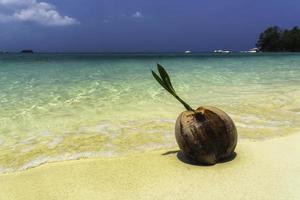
0,0,78,26
0,0,35,6
132,11,142,18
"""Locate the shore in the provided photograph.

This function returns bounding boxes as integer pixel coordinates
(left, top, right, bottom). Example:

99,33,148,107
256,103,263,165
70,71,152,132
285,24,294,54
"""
1,133,300,200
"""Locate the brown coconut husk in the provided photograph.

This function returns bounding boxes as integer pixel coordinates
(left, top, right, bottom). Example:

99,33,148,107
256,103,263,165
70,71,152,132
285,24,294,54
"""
175,106,237,165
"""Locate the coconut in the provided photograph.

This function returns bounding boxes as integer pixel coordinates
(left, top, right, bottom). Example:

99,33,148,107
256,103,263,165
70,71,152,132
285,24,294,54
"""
175,106,237,165
152,64,238,165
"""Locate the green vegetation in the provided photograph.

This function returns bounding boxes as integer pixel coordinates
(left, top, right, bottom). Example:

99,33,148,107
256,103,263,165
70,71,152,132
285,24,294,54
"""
257,26,300,52
151,64,194,111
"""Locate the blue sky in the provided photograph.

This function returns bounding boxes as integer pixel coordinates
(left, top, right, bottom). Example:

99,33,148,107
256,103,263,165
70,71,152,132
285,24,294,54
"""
0,0,299,52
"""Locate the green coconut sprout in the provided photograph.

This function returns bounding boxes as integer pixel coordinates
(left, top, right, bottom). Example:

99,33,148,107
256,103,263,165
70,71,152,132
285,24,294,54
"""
152,64,195,112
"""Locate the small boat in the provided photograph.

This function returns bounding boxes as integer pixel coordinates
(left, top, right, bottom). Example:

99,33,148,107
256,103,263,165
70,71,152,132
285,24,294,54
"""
185,50,191,54
213,49,231,53
248,48,259,53
240,48,259,53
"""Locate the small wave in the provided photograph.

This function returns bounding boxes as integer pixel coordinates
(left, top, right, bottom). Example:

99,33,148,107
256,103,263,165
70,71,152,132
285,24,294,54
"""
0,133,179,174
47,136,64,149
0,151,119,174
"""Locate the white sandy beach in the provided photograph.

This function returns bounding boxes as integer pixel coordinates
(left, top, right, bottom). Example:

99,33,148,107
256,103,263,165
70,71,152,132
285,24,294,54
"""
0,133,300,200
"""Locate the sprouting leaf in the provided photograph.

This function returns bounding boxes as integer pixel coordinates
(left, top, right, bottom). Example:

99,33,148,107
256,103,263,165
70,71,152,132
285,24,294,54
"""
151,70,173,94
151,64,194,111
157,64,176,93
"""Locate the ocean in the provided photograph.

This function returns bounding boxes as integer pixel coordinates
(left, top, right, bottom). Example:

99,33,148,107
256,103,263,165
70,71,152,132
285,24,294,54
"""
0,53,300,173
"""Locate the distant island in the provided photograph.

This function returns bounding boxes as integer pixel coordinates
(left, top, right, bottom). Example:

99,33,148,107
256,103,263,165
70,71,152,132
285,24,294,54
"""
257,26,300,52
21,50,34,53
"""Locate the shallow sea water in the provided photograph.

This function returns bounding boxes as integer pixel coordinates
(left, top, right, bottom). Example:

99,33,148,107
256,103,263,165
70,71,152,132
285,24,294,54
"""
0,53,300,173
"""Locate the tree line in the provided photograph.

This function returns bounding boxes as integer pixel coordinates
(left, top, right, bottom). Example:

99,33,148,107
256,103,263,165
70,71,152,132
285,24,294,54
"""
256,26,300,52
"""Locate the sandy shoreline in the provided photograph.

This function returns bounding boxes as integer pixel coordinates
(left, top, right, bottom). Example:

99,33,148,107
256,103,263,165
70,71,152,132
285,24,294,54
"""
1,134,300,200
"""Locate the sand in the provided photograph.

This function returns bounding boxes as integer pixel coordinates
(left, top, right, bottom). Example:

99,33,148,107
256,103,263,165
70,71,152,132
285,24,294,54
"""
1,133,300,200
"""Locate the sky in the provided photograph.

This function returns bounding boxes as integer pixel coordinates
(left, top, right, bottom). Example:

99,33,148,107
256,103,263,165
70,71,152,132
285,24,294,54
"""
0,0,299,52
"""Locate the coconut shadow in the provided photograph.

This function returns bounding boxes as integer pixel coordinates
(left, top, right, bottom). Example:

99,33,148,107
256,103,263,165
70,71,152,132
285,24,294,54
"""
162,150,237,166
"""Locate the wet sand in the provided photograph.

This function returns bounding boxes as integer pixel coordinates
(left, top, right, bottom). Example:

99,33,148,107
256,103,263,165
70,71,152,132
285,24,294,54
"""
1,133,300,200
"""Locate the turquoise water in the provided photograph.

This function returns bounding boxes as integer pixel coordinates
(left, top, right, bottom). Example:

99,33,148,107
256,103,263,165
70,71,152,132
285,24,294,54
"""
0,53,300,173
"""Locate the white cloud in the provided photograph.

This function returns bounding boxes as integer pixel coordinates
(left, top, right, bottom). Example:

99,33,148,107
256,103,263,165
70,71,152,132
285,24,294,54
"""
0,0,35,6
0,0,78,26
132,11,142,18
